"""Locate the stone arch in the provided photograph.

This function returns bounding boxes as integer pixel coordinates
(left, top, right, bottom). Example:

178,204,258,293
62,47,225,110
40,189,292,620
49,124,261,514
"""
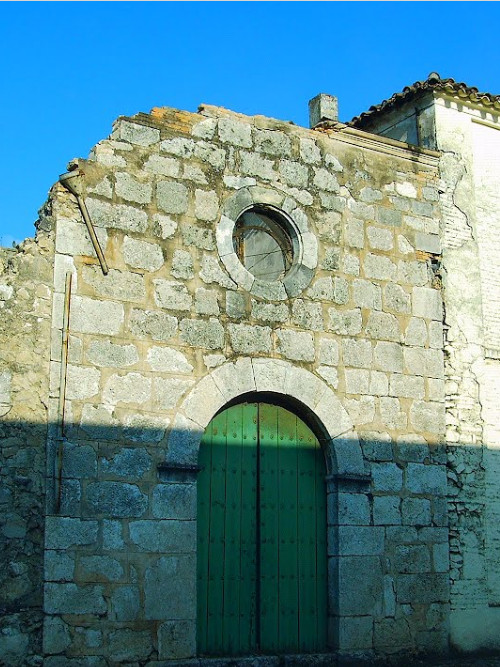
165,357,364,476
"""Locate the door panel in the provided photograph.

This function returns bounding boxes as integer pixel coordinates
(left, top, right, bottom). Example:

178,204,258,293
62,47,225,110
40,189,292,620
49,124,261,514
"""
197,402,326,656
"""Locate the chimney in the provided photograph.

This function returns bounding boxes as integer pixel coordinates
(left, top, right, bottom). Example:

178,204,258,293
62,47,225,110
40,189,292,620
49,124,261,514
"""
308,93,338,128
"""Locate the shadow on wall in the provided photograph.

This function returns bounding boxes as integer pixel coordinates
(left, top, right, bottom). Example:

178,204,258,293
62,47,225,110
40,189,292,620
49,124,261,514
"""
0,413,481,665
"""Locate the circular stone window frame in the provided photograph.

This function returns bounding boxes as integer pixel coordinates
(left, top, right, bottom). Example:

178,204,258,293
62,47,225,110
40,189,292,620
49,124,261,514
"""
216,186,318,300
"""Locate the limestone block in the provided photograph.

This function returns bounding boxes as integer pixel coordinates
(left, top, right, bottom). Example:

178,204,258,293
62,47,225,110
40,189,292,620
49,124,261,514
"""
396,435,429,463
44,583,106,615
129,308,178,341
284,366,328,411
240,151,275,180
143,154,180,178
85,198,148,233
344,396,376,426
83,266,146,302
338,493,370,526
65,365,100,400
398,234,414,254
389,374,425,399
322,246,340,272
56,218,108,257
0,370,12,404
224,175,256,189
252,358,288,394
401,498,431,526
372,463,403,492
195,287,219,316
279,160,308,187
317,366,339,388
405,317,428,346
115,172,152,204
43,616,71,654
146,346,193,373
364,253,396,281
251,301,289,323
360,187,383,203
396,573,449,604
338,526,385,555
433,542,450,572
152,213,177,239
226,292,246,319
101,448,152,479
180,318,225,350
328,308,362,336
61,442,97,479
218,117,252,147
80,404,119,439
123,236,164,272
166,413,203,465
154,279,192,311
374,618,413,653
276,329,315,362
102,520,124,551
160,137,195,157
109,585,140,621
334,556,383,616
129,520,196,553
410,401,445,435
345,218,364,249
352,279,382,310
254,128,291,156
378,207,402,227
406,463,447,495
404,347,444,379
428,321,443,349
154,377,194,410
308,277,335,301
157,181,189,215
330,432,364,475
300,137,321,163
415,231,441,254
343,338,373,369
379,397,407,430
171,249,194,280
45,550,75,581
291,299,323,331
319,338,339,366
373,496,401,526
398,260,428,286
152,484,196,520
428,378,445,401
79,555,124,582
359,431,393,461
194,141,226,170
195,189,219,221
313,168,339,193
103,372,151,405
228,323,271,354
337,616,374,651
70,296,124,335
412,287,442,320
367,226,393,251
86,482,147,518
86,340,139,368
370,371,389,396
204,354,226,369
181,375,226,428
366,311,401,342
158,619,196,660
384,283,411,314
211,358,256,401
107,629,153,662
200,255,237,289
345,369,370,395
114,120,159,146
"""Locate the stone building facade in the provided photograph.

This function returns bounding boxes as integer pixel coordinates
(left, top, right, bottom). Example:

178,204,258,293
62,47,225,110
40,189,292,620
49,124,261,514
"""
0,74,498,665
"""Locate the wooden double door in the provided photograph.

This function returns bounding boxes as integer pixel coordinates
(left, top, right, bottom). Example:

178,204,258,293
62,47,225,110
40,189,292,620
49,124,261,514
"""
197,402,327,656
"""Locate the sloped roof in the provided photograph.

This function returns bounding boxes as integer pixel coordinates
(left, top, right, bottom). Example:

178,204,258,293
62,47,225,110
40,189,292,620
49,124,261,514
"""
350,72,500,128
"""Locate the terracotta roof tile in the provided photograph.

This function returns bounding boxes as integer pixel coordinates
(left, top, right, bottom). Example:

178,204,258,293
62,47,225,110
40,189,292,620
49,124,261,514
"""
350,72,500,128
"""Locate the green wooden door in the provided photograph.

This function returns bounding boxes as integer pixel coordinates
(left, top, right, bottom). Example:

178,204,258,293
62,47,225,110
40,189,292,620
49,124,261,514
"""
197,402,327,656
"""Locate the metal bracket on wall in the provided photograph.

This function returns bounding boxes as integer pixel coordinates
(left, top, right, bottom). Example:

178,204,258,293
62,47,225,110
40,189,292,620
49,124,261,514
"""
59,165,109,275
157,463,201,483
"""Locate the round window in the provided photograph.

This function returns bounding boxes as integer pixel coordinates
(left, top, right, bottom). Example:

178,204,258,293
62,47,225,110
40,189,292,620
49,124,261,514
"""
233,207,294,282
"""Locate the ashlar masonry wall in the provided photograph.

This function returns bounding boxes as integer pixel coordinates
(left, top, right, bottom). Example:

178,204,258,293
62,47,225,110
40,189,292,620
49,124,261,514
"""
2,102,448,665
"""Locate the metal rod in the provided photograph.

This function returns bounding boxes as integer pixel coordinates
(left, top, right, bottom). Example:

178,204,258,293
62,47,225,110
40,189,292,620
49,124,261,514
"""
56,272,73,512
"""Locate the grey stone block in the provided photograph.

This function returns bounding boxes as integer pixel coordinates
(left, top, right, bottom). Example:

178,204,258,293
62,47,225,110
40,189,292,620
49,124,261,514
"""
85,198,148,233
154,377,195,410
110,585,140,621
352,279,382,310
45,517,98,549
291,299,323,331
372,463,403,492
328,308,362,336
396,573,449,604
45,550,75,581
79,555,124,582
409,401,445,435
218,117,252,147
129,519,195,553
276,329,315,362
147,346,193,373
83,265,146,302
86,340,139,368
145,554,196,620
143,154,180,177
123,236,164,272
108,628,153,662
103,372,151,405
406,463,447,495
114,120,159,146
129,308,178,341
101,448,152,479
252,301,289,323
338,493,370,526
373,496,401,526
153,484,196,520
70,296,124,336
180,318,225,350
171,249,194,280
337,615,373,651
115,172,152,204
338,526,384,555
412,287,442,320
157,181,189,215
402,497,431,526
62,442,97,479
398,260,429,286
389,373,425,399
44,583,106,615
195,287,219,316
228,323,271,354
342,338,373,369
366,311,401,342
154,279,192,312
85,482,147,518
43,616,71,654
158,619,196,660
334,555,383,615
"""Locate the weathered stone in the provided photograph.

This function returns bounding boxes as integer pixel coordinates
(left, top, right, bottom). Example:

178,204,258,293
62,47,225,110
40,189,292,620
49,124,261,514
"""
218,117,252,147
114,120,159,146
107,628,152,662
123,236,164,272
251,301,288,323
342,338,372,368
83,266,146,302
45,517,98,549
129,520,195,553
389,373,425,399
279,160,308,187
61,442,97,479
406,462,447,494
45,583,107,615
160,137,195,157
158,619,196,660
152,484,196,520
180,318,224,349
146,346,193,373
291,299,323,331
313,168,339,192
345,218,364,248
373,496,401,525
115,172,152,204
300,137,321,163
401,498,431,526
79,555,124,582
374,341,403,372
345,369,369,394
255,128,291,156
410,401,445,435
228,323,271,354
154,377,195,410
328,308,362,336
86,340,139,367
171,248,194,280
276,329,315,362
352,279,382,310
143,154,180,177
86,198,148,233
200,255,236,289
157,181,189,215
129,308,178,341
56,218,108,257
366,311,401,342
70,296,124,335
154,279,192,311
379,397,407,430
319,338,339,365
384,283,411,313
85,482,147,517
103,372,151,405
195,287,219,315
405,316,428,346
123,412,168,443
152,213,177,239
101,448,152,479
110,586,140,621
372,462,403,492
195,189,219,221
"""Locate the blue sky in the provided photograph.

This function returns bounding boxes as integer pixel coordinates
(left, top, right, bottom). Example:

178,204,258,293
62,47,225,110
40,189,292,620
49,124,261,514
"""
1,1,499,246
